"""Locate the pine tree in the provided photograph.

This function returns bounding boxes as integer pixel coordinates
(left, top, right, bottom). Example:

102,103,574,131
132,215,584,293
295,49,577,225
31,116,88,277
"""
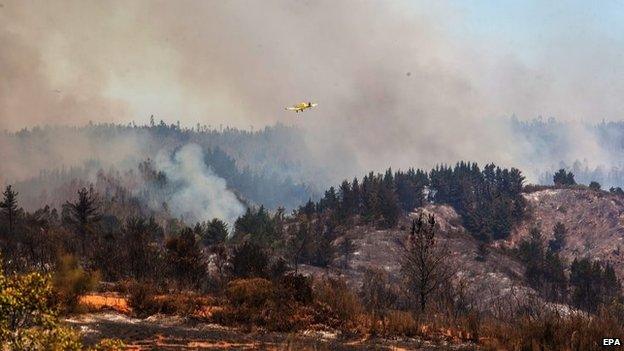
339,235,355,269
0,185,19,236
63,186,101,257
229,240,269,278
165,228,206,287
203,218,229,246
543,249,567,302
518,227,546,289
553,169,575,186
589,181,601,191
338,180,353,219
351,177,361,214
548,222,566,253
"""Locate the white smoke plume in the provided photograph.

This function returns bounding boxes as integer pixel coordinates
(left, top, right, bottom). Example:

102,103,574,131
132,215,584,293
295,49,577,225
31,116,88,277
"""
154,144,244,225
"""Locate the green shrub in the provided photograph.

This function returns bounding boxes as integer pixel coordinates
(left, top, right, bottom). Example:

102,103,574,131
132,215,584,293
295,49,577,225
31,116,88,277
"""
0,258,122,350
52,254,100,313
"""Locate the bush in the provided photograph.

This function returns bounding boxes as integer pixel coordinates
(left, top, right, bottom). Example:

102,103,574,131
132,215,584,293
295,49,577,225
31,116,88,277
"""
127,280,200,317
314,278,363,327
360,268,396,319
277,273,313,304
480,306,624,351
0,258,121,350
52,254,100,313
226,278,275,308
553,169,575,186
127,280,160,317
384,310,419,337
213,278,275,327
214,277,313,332
229,241,269,278
589,181,601,191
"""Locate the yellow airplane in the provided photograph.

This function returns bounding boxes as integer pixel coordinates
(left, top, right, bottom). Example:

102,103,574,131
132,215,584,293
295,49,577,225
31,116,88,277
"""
285,101,318,113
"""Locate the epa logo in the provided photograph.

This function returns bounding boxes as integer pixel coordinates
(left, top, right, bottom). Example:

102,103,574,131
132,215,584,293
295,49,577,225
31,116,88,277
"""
603,338,621,346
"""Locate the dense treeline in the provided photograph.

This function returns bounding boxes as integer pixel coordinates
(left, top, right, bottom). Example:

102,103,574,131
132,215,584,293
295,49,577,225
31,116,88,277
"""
6,122,316,212
1,169,623,350
303,162,526,241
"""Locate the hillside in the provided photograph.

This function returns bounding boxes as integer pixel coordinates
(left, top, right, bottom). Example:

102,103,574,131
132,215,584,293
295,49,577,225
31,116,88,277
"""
507,188,624,279
301,187,624,312
2,162,622,350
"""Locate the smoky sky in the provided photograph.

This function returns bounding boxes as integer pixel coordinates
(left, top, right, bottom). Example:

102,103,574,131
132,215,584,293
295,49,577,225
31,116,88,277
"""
2,1,624,182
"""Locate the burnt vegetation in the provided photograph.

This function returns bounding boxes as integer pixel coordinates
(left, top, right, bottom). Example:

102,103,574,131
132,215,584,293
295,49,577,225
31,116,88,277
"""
1,124,623,349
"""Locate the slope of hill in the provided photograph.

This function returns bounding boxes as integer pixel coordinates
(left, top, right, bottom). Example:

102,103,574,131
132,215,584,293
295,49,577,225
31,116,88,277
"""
507,188,624,279
301,205,531,310
301,187,624,315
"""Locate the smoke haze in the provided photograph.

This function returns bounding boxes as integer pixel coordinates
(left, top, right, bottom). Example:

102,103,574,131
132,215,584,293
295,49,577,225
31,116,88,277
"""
2,1,624,183
155,144,245,225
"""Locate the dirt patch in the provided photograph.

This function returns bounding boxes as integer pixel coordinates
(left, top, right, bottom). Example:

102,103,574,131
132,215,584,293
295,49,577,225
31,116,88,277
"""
66,312,477,350
80,293,131,314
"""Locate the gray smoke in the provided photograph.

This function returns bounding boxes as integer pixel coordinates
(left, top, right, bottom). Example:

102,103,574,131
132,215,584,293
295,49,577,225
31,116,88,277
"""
1,1,624,184
154,144,245,225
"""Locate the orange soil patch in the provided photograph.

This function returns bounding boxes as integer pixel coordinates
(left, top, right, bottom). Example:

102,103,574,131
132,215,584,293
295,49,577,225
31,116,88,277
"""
79,293,131,314
187,341,261,349
79,293,222,318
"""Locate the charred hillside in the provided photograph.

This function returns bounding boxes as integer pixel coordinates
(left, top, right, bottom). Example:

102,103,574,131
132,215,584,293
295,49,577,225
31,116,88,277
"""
508,187,624,280
1,160,623,350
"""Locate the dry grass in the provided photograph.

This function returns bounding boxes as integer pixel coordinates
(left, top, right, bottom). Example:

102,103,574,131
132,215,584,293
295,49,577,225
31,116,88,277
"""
79,293,131,314
479,307,624,351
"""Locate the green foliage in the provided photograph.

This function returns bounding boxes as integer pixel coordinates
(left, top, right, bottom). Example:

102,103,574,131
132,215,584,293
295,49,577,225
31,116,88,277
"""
164,228,206,287
518,227,567,301
548,222,567,253
52,254,100,313
63,186,102,258
0,258,121,350
338,235,355,269
124,217,163,280
570,257,621,313
429,162,526,241
197,218,229,246
588,181,601,191
302,162,526,240
553,169,576,186
229,240,269,278
0,270,57,337
63,187,102,229
0,185,19,235
610,186,624,195
233,206,279,247
287,218,335,270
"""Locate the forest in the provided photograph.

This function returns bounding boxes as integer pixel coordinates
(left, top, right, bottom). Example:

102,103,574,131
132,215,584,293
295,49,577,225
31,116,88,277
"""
1,153,622,349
